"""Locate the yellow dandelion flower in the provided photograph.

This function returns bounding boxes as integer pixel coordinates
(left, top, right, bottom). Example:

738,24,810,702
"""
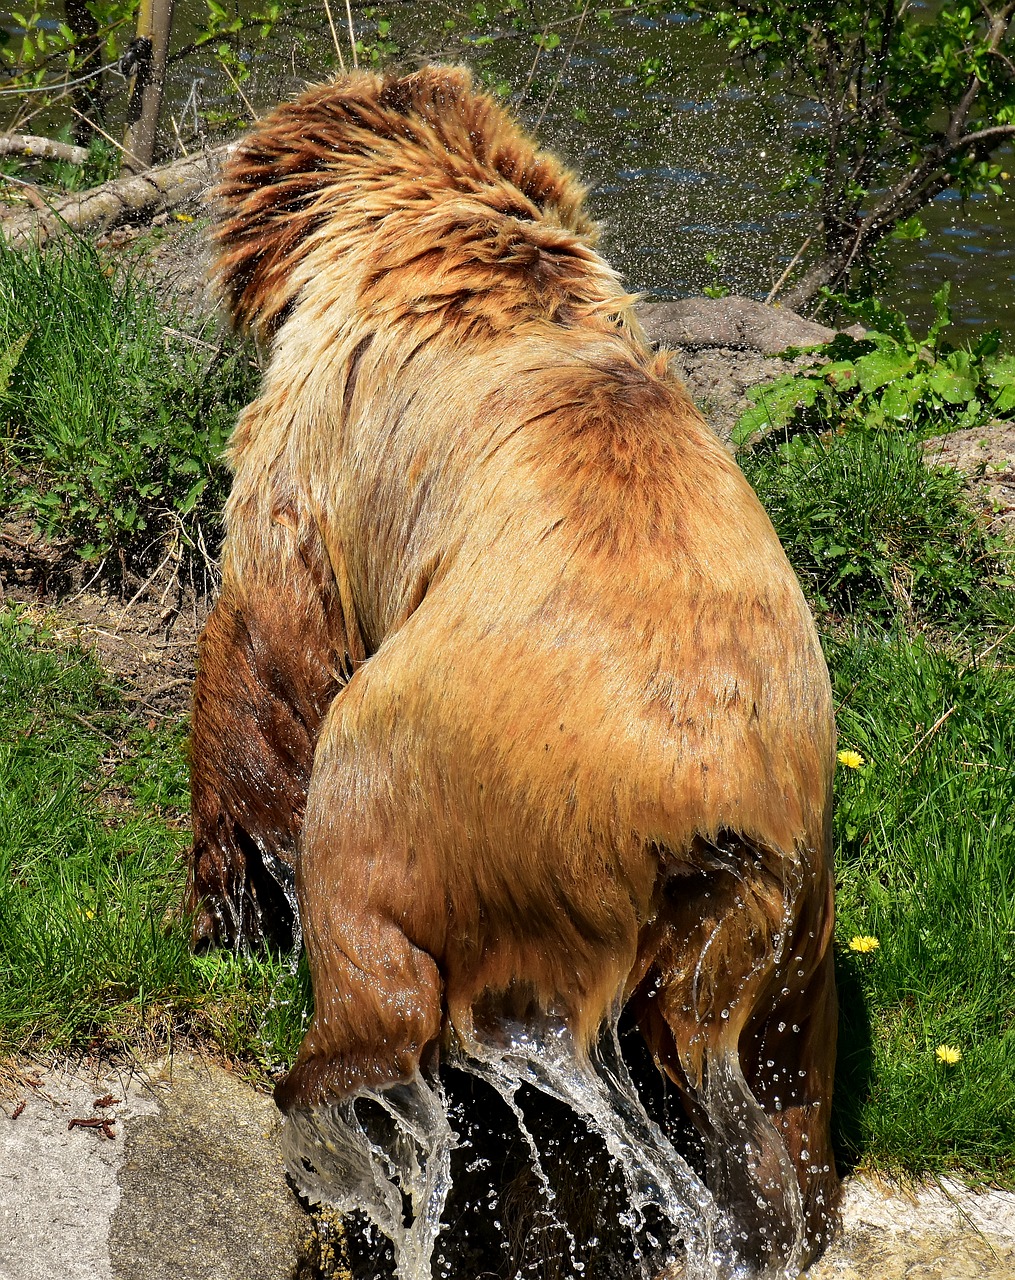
837,749,865,769
936,1044,961,1065
849,935,880,953
173,212,195,223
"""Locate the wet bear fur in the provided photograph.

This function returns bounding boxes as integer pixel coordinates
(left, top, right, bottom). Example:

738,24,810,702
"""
188,65,840,1271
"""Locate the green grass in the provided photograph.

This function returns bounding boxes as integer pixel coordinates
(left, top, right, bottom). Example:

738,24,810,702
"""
741,427,1013,629
830,629,1015,1181
0,135,120,192
0,237,257,572
0,606,311,1070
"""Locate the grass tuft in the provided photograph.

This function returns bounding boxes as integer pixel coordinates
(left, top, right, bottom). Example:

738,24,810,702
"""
0,237,258,574
742,428,1012,629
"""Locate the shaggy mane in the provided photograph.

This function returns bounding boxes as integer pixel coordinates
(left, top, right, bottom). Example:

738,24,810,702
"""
214,66,597,338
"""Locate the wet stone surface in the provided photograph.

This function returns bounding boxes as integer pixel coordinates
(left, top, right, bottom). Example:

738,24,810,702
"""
3,1055,1014,1279
0,1055,345,1280
808,1177,1015,1279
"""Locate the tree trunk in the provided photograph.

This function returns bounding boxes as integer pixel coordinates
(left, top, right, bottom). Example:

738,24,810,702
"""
121,0,176,175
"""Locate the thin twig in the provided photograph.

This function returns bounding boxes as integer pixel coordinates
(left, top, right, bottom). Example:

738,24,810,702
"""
115,539,179,632
519,25,550,105
65,557,108,604
344,0,358,69
533,0,590,133
217,60,259,122
766,230,816,304
0,172,48,210
322,0,347,72
67,104,143,171
163,326,221,353
169,114,189,158
63,711,120,745
900,705,957,764
968,622,1015,666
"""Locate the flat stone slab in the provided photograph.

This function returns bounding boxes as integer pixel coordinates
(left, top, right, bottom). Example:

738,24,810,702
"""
809,1177,1015,1278
635,296,838,356
0,1055,323,1280
3,1056,1013,1278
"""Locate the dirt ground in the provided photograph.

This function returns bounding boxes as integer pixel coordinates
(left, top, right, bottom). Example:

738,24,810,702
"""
0,509,209,717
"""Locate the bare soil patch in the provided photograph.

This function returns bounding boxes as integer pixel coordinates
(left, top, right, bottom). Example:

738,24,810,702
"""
1,510,208,717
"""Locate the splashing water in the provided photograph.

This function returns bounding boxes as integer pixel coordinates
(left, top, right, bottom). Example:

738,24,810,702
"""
454,1017,720,1280
284,1072,456,1280
280,1005,811,1280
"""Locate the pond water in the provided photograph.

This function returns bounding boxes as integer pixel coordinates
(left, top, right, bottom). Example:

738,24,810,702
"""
154,3,1014,338
5,3,1008,333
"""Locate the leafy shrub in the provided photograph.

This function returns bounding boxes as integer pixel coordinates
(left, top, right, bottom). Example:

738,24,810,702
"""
733,284,1015,448
0,238,258,571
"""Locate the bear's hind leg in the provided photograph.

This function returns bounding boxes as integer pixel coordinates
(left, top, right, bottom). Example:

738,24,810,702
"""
188,511,349,949
275,701,452,1267
634,835,838,1274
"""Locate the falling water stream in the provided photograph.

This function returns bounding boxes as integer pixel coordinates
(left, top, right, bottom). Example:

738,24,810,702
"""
277,1005,814,1280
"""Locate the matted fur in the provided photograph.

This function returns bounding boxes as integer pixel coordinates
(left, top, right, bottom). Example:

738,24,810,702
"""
189,66,839,1269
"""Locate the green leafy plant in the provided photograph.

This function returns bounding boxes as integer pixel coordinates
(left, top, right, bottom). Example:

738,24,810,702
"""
0,606,312,1067
702,249,730,299
736,286,1013,628
733,284,1015,448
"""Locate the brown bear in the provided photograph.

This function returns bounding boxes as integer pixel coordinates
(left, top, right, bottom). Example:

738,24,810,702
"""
188,65,839,1277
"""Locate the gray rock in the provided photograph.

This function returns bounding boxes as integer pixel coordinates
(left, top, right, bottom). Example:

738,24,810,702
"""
109,1054,315,1280
1,1060,159,1280
635,296,837,356
659,344,818,445
808,1176,1015,1279
0,1056,345,1280
5,1058,1015,1278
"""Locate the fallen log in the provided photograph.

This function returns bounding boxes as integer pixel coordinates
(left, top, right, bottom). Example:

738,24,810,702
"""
0,142,233,249
0,133,89,165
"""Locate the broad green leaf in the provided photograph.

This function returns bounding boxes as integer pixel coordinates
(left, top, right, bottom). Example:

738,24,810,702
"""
927,281,953,346
731,376,820,445
823,361,860,390
927,365,977,404
880,380,920,420
854,349,916,393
